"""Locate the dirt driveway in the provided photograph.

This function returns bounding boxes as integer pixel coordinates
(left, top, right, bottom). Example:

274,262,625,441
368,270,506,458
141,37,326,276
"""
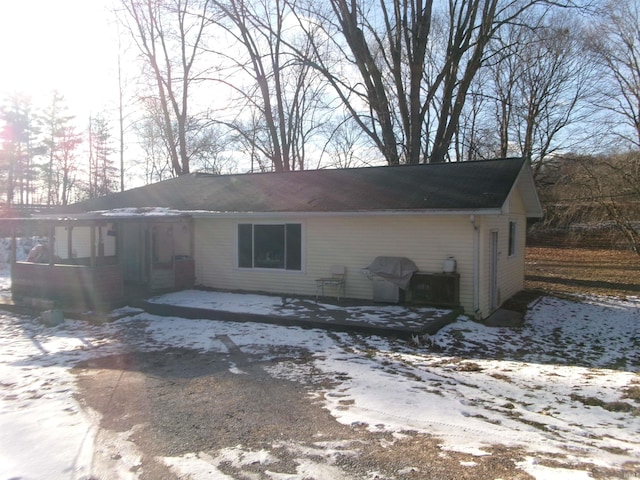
74,341,531,480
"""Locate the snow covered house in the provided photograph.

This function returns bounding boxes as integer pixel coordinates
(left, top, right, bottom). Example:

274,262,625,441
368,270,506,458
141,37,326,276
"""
8,158,542,319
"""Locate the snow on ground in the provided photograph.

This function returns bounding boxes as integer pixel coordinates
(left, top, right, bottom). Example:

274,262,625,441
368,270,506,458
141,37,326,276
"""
1,253,639,479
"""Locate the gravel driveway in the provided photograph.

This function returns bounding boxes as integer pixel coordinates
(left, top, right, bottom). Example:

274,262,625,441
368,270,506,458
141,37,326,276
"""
4,289,639,479
73,340,531,480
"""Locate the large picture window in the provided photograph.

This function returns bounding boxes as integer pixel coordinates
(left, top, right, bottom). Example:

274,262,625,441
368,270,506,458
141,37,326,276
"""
238,223,302,270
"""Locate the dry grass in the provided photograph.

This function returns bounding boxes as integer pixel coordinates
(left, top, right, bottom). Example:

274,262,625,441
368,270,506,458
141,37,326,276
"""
525,246,640,297
502,246,640,312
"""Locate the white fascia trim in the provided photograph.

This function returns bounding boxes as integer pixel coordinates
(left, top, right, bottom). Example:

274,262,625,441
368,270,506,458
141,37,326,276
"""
188,209,502,219
506,162,544,218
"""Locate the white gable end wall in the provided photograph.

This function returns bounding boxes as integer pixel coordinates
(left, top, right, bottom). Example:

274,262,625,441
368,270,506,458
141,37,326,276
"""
477,188,528,318
194,214,475,312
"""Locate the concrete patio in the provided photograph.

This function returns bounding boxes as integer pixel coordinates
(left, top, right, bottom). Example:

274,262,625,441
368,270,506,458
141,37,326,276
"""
0,286,461,338
135,289,462,339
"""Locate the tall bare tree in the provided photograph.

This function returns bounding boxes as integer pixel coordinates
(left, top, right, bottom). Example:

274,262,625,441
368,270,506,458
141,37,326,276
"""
55,125,83,205
209,0,330,171
135,107,174,184
117,0,214,175
320,115,373,169
300,0,580,165
588,0,640,149
463,10,594,174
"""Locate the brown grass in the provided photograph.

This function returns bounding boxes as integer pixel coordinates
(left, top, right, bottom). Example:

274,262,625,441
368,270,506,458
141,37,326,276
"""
525,246,640,297
502,246,640,312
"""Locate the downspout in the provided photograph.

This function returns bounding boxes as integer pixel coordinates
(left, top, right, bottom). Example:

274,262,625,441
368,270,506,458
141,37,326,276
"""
470,215,481,319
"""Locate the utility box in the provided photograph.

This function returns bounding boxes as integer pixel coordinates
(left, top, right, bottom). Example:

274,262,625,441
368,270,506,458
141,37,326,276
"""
410,272,460,307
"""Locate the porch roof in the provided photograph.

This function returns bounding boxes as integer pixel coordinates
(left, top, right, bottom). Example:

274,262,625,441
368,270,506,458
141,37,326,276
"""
3,209,192,227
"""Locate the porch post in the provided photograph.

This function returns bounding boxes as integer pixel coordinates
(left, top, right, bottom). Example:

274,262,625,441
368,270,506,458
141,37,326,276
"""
90,223,97,268
189,218,195,259
67,222,73,260
48,225,55,266
171,224,175,270
97,224,104,258
9,222,16,265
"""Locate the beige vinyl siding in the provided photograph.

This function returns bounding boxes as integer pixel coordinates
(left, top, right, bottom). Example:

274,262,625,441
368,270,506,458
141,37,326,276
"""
503,190,528,302
306,215,474,310
195,214,476,313
477,188,528,318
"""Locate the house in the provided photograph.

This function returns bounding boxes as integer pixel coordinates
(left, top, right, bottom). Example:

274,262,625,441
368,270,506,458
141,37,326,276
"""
8,158,542,319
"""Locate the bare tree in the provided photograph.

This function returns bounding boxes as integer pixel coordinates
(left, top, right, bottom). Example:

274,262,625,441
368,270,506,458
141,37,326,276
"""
454,68,499,161
134,95,232,180
586,154,640,254
117,0,214,175
542,152,640,255
588,0,640,149
134,109,174,183
185,118,234,173
466,10,594,175
300,0,580,165
209,0,330,171
56,126,83,205
319,115,375,168
298,0,429,165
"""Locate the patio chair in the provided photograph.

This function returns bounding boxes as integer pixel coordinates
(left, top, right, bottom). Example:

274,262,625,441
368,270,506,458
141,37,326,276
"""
315,265,346,301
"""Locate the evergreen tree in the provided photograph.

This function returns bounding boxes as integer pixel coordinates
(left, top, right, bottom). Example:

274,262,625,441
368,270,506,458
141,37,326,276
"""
88,115,117,198
0,94,42,205
40,91,82,205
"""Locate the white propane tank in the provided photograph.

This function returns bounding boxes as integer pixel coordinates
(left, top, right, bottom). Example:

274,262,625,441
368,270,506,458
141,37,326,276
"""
443,256,456,273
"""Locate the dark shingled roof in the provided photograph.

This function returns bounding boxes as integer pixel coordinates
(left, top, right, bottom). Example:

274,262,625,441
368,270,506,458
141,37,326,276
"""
73,158,530,214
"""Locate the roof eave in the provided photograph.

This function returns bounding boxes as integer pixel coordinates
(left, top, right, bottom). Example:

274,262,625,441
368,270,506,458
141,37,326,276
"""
188,208,504,218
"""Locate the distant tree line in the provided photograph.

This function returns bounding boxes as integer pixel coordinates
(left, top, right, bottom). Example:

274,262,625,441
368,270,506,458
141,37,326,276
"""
531,151,640,254
2,0,640,212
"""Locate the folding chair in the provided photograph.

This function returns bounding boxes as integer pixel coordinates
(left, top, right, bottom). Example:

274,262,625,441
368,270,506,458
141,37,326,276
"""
315,265,346,300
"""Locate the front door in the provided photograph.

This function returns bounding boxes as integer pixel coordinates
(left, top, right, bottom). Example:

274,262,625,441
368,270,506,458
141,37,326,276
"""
149,223,176,290
121,222,147,285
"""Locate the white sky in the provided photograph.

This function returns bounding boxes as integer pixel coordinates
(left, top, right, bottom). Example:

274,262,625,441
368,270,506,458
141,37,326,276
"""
0,0,122,118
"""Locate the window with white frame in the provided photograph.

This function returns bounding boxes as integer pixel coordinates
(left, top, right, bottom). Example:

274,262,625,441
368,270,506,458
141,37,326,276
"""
238,223,302,270
508,221,517,256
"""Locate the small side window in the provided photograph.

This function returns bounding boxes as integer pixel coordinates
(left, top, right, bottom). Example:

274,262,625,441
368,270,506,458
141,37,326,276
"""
508,221,517,257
